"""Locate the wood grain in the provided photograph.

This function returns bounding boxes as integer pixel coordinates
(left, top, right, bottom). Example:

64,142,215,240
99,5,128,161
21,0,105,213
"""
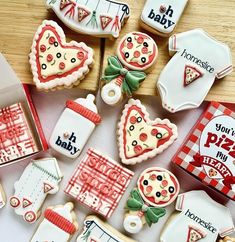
0,0,101,91
103,0,235,103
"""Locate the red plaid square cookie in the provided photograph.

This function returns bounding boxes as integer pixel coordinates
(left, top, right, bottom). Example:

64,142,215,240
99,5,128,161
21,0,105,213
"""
65,148,134,218
172,102,235,201
0,103,39,165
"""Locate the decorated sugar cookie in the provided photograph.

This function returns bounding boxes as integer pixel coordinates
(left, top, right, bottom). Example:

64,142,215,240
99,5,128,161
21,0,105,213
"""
218,237,235,242
123,167,180,234
65,148,134,218
31,202,78,242
29,20,93,91
50,94,101,158
10,158,63,223
141,0,189,37
0,183,6,209
46,0,130,39
77,215,137,242
157,29,233,113
101,32,158,105
0,103,39,164
118,99,177,165
160,190,235,242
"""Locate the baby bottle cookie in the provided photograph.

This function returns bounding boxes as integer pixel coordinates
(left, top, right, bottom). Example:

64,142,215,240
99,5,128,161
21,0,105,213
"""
141,0,189,37
50,94,101,158
46,0,130,39
124,167,180,234
10,158,63,223
157,29,233,113
31,202,78,242
218,237,235,242
118,99,178,165
101,32,158,105
29,20,94,91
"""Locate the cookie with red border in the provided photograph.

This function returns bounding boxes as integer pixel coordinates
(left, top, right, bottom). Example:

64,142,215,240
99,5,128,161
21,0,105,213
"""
117,98,178,165
29,20,93,91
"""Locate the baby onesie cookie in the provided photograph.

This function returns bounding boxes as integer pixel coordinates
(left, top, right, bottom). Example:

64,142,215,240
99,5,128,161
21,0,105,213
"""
50,94,101,158
0,103,39,165
124,167,180,234
65,148,134,218
101,32,158,105
31,202,78,242
0,183,6,209
29,20,94,91
118,98,178,165
10,158,63,223
46,0,130,39
160,190,235,242
218,237,235,242
157,29,233,113
77,215,137,242
141,0,189,37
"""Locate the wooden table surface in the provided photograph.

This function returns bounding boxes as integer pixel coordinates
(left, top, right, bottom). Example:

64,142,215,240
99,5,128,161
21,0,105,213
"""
0,0,101,92
104,0,235,103
0,0,234,102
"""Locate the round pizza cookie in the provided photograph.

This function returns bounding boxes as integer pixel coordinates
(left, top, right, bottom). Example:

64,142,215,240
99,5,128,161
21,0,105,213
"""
137,167,180,207
116,32,158,71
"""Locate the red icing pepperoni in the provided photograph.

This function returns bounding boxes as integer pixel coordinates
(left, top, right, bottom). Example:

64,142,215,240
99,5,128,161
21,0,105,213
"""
49,36,56,44
40,44,46,52
161,190,167,196
130,116,137,124
127,42,133,49
150,174,157,180
151,128,158,136
142,47,148,54
137,36,144,44
146,185,153,193
77,51,84,60
59,62,65,70
134,51,140,58
139,133,148,142
47,54,53,62
161,180,168,187
134,145,142,154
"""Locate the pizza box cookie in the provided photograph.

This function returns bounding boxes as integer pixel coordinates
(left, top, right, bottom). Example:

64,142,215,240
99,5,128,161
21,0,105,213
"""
46,0,130,39
160,190,235,242
172,102,235,201
10,158,63,223
118,98,178,165
77,215,137,242
140,0,189,37
123,167,180,234
65,148,134,218
31,202,78,242
29,20,94,91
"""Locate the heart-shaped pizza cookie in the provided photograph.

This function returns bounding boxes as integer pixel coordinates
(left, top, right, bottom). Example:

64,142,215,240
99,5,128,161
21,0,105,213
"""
118,99,178,165
29,20,93,91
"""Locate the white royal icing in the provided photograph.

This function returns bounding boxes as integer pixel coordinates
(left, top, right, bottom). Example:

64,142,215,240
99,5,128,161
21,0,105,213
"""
123,214,143,234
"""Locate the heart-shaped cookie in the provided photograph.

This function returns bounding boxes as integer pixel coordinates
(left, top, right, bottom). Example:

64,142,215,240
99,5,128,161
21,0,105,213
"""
29,20,93,91
118,99,178,165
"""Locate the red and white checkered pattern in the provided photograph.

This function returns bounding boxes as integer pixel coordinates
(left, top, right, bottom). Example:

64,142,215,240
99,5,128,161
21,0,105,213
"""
172,102,235,201
65,148,134,218
0,103,39,164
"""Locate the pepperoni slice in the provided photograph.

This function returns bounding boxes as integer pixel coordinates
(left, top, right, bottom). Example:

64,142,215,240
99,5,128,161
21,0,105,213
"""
134,145,142,154
146,185,153,193
137,36,144,44
150,174,157,180
134,51,140,58
151,128,158,136
161,190,167,196
130,116,137,124
59,62,65,70
142,47,148,54
49,36,56,44
40,44,46,52
161,180,168,187
139,133,148,142
127,42,133,49
47,54,53,62
77,51,84,60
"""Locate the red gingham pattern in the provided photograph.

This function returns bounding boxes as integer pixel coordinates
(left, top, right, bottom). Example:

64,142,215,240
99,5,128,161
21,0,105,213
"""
172,102,235,201
0,103,38,164
65,148,134,218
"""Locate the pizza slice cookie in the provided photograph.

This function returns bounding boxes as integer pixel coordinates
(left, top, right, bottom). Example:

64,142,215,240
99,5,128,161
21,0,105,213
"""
29,20,93,91
187,225,207,242
118,99,178,165
184,65,203,86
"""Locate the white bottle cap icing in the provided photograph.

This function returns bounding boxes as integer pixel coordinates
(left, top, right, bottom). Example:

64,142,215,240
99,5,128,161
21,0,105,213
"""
74,94,97,113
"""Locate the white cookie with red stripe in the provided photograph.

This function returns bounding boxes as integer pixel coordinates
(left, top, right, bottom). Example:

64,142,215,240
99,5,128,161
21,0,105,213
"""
117,99,178,165
29,20,93,91
9,158,63,223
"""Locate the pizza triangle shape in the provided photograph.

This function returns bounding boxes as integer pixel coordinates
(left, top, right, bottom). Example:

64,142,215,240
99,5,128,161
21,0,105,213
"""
187,225,207,242
100,15,113,30
184,65,203,86
22,198,32,208
77,6,91,22
43,182,54,193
